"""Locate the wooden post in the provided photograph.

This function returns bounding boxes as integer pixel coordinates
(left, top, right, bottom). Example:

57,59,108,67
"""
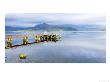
23,36,28,45
7,36,12,48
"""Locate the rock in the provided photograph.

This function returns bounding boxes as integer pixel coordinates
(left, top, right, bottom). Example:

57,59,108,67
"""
19,53,27,59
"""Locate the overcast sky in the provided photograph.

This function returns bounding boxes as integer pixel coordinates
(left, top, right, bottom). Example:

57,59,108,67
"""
5,13,106,27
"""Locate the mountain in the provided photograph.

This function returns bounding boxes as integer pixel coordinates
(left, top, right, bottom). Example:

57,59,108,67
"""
5,23,77,31
5,26,25,31
5,23,105,31
33,23,77,31
62,24,106,31
5,26,33,31
33,23,60,31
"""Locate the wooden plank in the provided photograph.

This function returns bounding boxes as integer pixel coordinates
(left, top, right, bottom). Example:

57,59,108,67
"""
5,41,58,49
5,42,36,49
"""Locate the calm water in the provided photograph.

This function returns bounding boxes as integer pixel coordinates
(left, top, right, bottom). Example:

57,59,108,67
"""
5,31,106,63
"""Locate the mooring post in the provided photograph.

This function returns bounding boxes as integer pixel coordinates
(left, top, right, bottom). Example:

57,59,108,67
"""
35,35,40,43
7,36,12,48
23,36,28,45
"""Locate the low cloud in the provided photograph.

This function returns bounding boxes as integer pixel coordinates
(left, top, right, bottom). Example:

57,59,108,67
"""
5,13,106,27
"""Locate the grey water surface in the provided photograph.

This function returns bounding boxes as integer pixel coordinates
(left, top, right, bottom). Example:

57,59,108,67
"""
5,31,106,63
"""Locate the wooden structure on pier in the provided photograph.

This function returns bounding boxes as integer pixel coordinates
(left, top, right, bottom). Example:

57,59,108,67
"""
5,34,61,49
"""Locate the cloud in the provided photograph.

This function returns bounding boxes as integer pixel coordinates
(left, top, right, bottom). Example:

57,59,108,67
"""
5,13,106,27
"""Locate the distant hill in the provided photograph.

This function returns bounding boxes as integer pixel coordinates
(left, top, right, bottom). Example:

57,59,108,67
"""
5,23,105,31
5,26,32,31
33,23,77,31
61,24,106,31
